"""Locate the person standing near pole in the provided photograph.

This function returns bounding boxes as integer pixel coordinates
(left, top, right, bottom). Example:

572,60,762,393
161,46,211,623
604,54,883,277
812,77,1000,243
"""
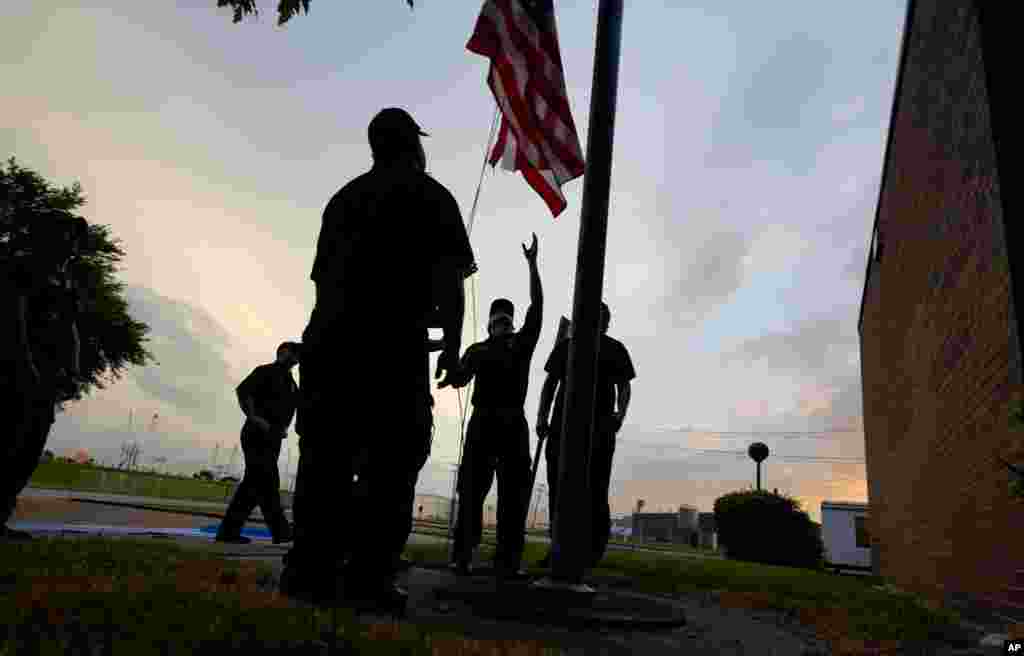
535,302,634,570
281,107,475,612
441,234,542,581
216,341,300,544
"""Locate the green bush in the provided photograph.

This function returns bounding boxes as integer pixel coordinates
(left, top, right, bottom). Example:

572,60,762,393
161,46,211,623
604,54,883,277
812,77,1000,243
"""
713,489,824,570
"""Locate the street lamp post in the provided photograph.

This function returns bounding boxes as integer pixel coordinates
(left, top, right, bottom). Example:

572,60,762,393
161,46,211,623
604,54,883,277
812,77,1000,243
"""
748,442,770,491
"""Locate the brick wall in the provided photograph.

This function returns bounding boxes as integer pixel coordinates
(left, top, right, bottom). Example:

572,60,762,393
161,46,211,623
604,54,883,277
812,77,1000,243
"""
859,0,1024,607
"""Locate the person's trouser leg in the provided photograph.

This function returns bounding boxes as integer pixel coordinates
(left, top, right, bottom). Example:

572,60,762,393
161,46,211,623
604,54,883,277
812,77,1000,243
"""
218,428,262,538
345,391,433,592
288,439,353,571
451,412,496,565
284,436,308,562
588,416,617,569
284,350,355,581
251,436,289,539
494,411,531,572
543,431,561,543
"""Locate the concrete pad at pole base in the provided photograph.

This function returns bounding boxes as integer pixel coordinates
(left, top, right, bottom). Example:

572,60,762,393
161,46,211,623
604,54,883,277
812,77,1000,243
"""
433,575,687,630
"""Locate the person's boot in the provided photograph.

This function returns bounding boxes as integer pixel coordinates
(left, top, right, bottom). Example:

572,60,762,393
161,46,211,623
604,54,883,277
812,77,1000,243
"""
272,522,294,545
280,565,341,607
494,555,529,583
214,526,251,545
495,566,529,583
449,560,473,576
341,578,409,618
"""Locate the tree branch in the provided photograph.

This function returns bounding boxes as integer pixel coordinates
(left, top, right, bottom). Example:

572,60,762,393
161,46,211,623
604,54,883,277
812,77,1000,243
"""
216,1,415,25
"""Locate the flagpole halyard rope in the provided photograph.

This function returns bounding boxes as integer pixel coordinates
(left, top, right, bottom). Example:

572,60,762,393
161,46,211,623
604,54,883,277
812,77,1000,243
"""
445,102,501,560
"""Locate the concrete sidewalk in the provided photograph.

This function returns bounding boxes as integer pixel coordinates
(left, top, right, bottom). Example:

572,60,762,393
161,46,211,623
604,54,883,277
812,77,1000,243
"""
23,486,253,512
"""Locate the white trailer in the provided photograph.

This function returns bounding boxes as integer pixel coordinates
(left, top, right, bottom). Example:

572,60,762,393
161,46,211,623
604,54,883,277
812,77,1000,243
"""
821,501,872,574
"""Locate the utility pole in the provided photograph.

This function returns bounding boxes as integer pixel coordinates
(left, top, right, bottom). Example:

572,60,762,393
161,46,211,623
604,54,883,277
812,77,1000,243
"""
549,0,625,588
531,483,547,529
285,444,292,493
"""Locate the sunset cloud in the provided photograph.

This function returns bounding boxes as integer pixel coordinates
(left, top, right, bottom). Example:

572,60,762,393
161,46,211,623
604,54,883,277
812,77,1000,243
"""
4,1,906,523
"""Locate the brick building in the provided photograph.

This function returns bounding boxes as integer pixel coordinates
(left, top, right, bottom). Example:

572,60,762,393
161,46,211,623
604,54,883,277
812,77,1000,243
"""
858,0,1024,616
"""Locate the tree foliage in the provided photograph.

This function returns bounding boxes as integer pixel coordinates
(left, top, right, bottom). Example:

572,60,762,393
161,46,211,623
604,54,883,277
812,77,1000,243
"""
1,157,155,408
713,489,824,570
216,0,414,26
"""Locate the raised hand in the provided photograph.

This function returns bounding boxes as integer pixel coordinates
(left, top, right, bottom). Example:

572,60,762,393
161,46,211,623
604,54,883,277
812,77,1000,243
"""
522,232,538,262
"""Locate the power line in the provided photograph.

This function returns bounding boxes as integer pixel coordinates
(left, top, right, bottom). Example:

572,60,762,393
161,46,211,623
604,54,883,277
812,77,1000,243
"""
619,441,865,464
424,442,864,466
647,427,862,439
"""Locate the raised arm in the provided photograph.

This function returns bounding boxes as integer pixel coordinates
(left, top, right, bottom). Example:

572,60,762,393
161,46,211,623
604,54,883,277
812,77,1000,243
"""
523,233,542,309
519,233,543,355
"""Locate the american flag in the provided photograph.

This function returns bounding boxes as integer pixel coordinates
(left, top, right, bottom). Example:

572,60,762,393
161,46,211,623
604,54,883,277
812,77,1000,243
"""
467,0,585,218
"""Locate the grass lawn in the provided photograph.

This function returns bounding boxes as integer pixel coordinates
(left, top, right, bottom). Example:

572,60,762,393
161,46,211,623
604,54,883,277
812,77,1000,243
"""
0,536,559,655
402,540,969,647
30,463,238,504
605,536,721,557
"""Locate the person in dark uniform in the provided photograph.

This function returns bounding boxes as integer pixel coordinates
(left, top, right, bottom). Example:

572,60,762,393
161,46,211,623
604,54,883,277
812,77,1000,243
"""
281,107,476,611
441,234,542,580
215,341,300,545
1,214,86,540
535,302,635,570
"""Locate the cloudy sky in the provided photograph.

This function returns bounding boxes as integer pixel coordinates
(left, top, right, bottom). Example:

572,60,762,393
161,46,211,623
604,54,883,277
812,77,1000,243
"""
2,1,906,523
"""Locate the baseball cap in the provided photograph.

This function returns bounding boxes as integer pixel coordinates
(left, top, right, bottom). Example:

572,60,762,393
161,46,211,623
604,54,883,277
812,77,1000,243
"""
368,108,429,141
489,298,514,320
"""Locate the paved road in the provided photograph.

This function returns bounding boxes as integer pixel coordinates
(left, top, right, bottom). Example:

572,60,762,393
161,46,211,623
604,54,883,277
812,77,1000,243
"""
23,487,238,511
21,488,717,559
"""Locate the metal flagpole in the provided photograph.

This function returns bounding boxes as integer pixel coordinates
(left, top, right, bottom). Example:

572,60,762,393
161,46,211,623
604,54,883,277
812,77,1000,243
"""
550,0,625,587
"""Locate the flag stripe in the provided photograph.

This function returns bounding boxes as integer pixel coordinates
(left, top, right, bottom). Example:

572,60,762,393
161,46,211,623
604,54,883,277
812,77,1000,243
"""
485,0,581,152
473,1,583,173
468,0,584,217
522,158,568,216
487,65,581,180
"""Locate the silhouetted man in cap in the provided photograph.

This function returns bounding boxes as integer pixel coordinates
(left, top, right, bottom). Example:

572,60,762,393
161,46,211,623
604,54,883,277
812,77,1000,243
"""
216,341,301,545
536,302,635,570
282,107,476,612
1,214,87,540
442,234,542,581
